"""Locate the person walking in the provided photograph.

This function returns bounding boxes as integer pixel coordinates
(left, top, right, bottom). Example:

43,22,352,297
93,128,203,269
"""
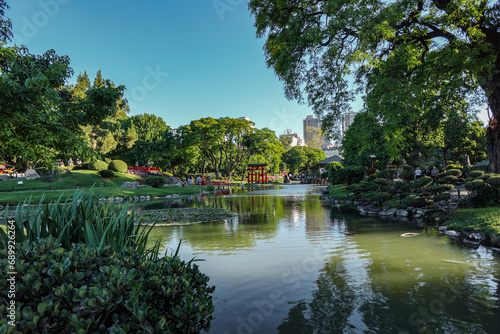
415,167,422,179
431,167,439,184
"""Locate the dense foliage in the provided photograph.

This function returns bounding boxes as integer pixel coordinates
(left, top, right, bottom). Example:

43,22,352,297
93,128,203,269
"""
249,0,500,172
0,238,215,333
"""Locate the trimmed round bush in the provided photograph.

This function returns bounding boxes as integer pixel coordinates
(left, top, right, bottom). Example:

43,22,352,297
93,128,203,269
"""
440,175,458,184
402,195,426,207
425,184,454,195
468,170,485,179
89,160,108,171
0,238,215,333
144,176,166,188
486,176,500,188
446,169,462,177
371,192,393,205
465,179,486,192
389,181,411,193
108,159,128,173
446,164,463,170
433,192,451,202
413,176,433,190
98,169,115,178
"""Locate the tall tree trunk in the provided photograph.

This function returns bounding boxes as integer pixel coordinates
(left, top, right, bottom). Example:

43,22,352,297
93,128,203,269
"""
483,77,500,174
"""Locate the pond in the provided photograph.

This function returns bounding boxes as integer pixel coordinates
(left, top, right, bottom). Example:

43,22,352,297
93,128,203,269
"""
145,185,500,334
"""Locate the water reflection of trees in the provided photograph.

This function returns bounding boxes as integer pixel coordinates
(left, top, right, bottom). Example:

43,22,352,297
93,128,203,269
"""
277,221,500,334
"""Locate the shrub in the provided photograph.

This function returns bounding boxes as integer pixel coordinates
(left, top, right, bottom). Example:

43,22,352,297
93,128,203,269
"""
382,200,407,209
465,179,486,192
145,176,166,188
413,176,433,190
446,169,462,177
402,195,426,207
108,159,128,173
0,238,215,333
371,192,393,205
486,176,500,188
424,184,454,195
433,192,451,202
389,181,411,194
330,166,364,185
447,164,463,170
89,160,108,171
104,157,112,163
375,169,397,181
440,175,458,184
98,169,115,178
206,184,215,191
400,166,415,182
468,170,485,179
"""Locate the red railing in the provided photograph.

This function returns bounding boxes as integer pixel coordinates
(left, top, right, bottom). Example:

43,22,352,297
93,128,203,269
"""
128,166,160,172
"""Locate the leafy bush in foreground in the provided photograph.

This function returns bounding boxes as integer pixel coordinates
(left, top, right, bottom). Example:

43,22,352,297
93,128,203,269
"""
0,238,215,333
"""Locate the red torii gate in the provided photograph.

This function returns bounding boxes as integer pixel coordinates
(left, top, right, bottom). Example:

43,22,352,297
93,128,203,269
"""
247,164,268,183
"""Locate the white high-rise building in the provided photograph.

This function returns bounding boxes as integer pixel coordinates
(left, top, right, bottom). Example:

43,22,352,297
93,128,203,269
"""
342,111,358,137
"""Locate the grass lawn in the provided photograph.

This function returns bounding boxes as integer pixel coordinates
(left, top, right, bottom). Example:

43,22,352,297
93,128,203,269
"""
447,207,500,246
0,170,206,205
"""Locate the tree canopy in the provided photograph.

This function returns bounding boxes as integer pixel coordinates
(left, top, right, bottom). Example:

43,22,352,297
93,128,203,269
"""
249,0,500,171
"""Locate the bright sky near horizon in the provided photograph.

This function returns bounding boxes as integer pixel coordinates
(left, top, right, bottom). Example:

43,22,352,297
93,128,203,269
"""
5,0,489,136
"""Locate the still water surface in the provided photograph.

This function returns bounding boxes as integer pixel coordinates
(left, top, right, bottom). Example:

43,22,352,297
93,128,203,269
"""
143,185,500,334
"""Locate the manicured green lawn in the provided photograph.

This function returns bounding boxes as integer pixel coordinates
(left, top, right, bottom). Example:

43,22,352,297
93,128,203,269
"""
0,170,206,205
447,207,500,246
0,170,139,192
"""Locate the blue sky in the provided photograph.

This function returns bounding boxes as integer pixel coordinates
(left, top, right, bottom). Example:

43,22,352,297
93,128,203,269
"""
6,0,339,137
5,0,488,135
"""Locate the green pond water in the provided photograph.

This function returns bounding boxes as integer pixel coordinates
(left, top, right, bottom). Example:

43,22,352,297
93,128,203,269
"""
142,185,500,334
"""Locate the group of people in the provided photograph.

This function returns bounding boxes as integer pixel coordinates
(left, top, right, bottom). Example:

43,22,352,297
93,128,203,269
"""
414,166,439,180
186,175,210,185
59,158,82,167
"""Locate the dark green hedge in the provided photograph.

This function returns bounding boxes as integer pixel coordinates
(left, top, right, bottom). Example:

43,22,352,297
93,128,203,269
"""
0,238,215,333
98,169,115,178
144,176,166,188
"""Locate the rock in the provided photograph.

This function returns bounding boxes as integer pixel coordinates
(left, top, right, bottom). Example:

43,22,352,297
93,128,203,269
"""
492,248,500,253
146,196,150,201
0,175,10,181
444,230,461,237
438,225,447,232
115,197,123,203
120,182,139,189
413,213,423,219
140,196,146,201
396,209,409,217
464,232,485,245
368,208,381,215
25,169,40,180
386,208,398,216
133,196,139,202
415,209,426,215
379,211,392,216
166,195,172,199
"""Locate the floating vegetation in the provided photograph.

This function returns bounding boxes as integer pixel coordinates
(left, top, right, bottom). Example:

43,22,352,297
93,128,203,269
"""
137,208,236,226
